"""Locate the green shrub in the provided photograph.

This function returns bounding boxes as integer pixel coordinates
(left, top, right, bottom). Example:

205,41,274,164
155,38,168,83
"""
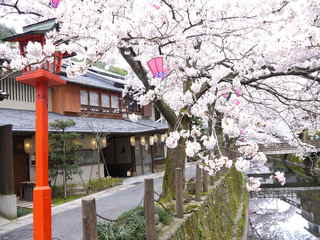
17,207,32,217
51,183,78,198
98,206,145,240
157,206,173,225
87,177,122,193
53,194,85,206
97,206,172,240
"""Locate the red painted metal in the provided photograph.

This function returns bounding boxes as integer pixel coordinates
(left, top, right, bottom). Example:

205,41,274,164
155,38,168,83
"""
33,80,51,240
8,21,68,239
17,70,65,240
17,69,65,87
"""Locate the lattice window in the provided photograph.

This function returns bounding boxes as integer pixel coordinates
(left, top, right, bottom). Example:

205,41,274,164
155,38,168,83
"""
0,75,35,102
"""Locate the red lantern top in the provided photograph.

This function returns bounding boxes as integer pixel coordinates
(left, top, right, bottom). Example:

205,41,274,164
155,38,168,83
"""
147,56,167,79
3,18,68,74
3,19,68,87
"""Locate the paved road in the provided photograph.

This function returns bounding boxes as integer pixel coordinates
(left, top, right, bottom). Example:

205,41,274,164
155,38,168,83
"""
0,164,196,240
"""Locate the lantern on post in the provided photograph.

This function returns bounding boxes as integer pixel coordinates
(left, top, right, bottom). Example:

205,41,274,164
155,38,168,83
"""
3,19,68,240
130,136,136,146
147,56,167,79
0,90,9,101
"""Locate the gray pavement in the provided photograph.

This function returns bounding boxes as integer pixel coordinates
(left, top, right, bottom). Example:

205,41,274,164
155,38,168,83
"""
0,163,196,240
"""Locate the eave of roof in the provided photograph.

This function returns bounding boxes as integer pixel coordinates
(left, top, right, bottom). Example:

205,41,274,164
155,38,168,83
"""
0,108,168,134
61,74,123,92
3,18,57,42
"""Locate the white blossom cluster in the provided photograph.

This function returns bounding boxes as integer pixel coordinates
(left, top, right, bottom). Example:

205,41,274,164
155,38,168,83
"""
199,155,233,176
165,131,180,149
272,171,286,186
0,0,317,190
246,177,261,192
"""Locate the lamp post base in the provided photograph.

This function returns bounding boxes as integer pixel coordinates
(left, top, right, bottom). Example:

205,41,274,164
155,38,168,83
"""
33,186,52,240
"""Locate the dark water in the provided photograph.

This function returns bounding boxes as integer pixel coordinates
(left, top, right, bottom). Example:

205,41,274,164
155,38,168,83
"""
248,154,320,240
248,195,319,240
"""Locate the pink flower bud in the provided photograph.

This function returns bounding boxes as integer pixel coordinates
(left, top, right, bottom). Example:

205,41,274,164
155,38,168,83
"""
152,4,160,9
234,100,240,105
235,89,242,97
223,93,229,98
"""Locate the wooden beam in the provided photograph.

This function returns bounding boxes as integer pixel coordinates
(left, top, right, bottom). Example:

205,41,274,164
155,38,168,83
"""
144,178,156,240
0,125,15,195
82,198,97,240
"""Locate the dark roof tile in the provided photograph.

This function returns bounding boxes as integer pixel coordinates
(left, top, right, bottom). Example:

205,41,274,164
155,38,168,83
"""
0,108,168,134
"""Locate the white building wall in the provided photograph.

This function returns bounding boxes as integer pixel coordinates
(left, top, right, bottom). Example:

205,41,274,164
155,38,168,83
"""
54,163,105,186
0,194,17,219
0,89,53,111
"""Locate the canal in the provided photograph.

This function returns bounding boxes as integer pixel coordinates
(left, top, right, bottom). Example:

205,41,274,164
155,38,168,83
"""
248,153,320,239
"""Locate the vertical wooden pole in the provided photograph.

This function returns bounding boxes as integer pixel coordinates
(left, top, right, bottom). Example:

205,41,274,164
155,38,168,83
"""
144,179,156,240
0,125,15,195
203,171,209,192
140,141,145,174
176,168,184,218
33,82,52,240
210,175,215,185
82,198,97,240
195,164,202,201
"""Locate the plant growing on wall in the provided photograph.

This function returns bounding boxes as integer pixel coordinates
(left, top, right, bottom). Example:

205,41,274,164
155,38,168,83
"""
49,119,81,199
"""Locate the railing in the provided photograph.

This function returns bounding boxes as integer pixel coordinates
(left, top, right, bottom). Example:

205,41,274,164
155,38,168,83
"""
259,141,320,155
80,105,142,115
81,164,211,240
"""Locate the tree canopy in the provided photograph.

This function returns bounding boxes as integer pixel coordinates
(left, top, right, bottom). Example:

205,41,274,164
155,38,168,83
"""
1,0,320,191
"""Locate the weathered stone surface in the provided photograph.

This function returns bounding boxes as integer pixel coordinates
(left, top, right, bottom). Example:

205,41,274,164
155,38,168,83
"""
186,178,196,195
159,168,249,240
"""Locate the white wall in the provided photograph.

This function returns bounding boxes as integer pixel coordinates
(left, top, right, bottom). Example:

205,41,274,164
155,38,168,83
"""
0,89,53,111
0,99,35,110
53,163,105,186
0,194,17,219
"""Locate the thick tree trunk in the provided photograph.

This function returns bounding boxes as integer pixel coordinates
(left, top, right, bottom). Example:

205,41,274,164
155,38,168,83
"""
119,47,186,200
161,140,186,201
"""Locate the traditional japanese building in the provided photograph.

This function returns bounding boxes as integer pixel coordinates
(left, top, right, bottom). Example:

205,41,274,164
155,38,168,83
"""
0,19,168,218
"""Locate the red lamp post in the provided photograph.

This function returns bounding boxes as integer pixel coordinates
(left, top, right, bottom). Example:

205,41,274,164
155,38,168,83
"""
5,25,66,240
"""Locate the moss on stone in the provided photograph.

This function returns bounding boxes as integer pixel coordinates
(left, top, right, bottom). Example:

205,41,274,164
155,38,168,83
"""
184,203,200,213
160,167,248,240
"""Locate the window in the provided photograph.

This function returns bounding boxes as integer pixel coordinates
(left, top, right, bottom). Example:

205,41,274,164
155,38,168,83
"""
0,74,35,102
101,94,110,107
111,95,119,108
89,91,99,106
80,90,89,105
80,89,123,115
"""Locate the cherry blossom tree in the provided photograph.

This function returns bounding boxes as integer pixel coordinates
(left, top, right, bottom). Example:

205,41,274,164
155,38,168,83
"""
1,0,320,198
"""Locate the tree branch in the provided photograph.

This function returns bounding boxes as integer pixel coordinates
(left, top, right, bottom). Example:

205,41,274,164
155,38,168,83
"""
119,47,177,128
0,0,43,17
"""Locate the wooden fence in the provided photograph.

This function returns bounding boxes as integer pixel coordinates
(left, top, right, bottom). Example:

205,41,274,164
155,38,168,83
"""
81,163,210,240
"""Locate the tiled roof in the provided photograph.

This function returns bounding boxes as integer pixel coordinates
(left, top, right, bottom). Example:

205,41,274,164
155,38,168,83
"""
61,69,125,92
0,108,168,134
22,18,57,33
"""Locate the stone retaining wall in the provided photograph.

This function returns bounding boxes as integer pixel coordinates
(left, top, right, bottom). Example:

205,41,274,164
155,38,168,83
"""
159,167,248,240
